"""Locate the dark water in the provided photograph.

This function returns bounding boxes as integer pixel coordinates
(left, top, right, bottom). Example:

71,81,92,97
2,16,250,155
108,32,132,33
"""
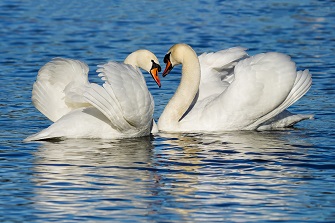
1,0,335,222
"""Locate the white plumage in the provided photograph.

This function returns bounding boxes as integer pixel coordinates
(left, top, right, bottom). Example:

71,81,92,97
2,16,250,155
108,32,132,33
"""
32,58,91,122
158,43,313,132
26,50,161,141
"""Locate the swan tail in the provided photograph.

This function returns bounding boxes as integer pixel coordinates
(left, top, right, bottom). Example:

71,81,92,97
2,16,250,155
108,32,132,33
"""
24,132,49,142
32,58,90,122
257,110,314,130
24,126,62,142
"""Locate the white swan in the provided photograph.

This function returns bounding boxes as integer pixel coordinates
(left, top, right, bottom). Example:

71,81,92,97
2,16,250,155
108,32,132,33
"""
25,50,161,141
158,43,313,132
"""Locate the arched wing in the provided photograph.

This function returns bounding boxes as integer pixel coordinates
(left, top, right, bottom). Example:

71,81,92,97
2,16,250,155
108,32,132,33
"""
197,47,248,100
32,58,90,122
83,62,154,132
203,52,306,129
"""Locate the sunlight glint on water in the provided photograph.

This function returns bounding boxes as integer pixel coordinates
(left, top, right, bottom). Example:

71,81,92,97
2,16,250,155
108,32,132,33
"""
0,0,334,222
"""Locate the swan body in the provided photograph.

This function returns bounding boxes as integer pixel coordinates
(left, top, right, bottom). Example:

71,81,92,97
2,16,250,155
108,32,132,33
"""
158,43,313,132
26,50,161,141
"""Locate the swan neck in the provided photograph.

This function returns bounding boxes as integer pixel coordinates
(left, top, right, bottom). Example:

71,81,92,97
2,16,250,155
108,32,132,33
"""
124,51,140,68
124,50,153,72
159,46,200,130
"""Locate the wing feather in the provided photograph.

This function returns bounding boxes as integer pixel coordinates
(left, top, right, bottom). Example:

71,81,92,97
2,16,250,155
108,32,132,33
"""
197,47,248,100
83,83,131,132
248,69,312,129
32,58,90,122
84,62,154,133
201,52,299,129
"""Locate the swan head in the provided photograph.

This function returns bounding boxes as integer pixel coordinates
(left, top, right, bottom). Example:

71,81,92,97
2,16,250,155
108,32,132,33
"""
124,49,161,87
162,43,196,77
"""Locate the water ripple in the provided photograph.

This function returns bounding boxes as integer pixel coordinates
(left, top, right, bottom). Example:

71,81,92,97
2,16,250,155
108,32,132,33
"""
1,0,335,222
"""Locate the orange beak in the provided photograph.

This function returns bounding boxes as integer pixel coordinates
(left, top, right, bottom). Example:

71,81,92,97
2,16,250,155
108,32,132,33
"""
162,59,173,77
150,67,161,88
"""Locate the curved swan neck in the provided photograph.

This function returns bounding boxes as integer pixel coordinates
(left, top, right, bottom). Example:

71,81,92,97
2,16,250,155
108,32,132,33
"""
124,50,153,72
159,44,201,130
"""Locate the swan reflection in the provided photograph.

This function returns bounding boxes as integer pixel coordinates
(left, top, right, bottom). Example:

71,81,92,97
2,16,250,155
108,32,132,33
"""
154,131,314,220
32,137,158,218
31,131,313,221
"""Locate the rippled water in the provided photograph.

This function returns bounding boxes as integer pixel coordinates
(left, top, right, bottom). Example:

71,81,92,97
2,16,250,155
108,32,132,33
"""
1,0,335,222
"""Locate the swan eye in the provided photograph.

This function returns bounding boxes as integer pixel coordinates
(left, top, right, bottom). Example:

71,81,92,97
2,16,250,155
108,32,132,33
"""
163,52,171,64
151,60,161,72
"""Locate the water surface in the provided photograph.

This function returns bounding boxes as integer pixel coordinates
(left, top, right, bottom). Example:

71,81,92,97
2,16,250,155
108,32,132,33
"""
0,0,334,222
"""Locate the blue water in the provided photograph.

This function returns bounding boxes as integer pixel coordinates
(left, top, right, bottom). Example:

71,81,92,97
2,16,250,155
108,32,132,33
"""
1,0,335,222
